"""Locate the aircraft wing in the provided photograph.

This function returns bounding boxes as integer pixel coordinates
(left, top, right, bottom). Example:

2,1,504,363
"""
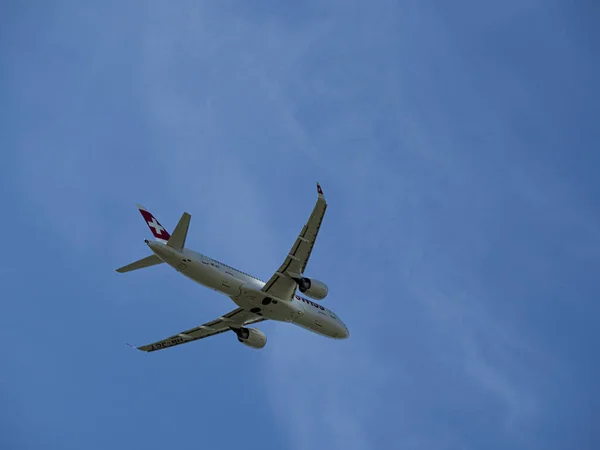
261,183,327,301
133,308,266,352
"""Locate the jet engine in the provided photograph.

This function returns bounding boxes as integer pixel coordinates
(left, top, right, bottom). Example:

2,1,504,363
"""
233,327,267,349
295,277,328,300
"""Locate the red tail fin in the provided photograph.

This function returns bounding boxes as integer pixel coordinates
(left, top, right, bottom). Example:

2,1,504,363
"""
136,204,171,241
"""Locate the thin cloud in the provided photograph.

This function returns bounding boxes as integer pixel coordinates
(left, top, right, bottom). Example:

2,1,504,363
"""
4,2,597,450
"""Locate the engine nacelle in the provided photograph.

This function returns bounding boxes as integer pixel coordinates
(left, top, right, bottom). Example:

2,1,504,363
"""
234,327,267,349
296,277,328,300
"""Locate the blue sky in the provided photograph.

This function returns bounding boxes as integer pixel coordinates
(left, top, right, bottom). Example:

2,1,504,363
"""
1,1,599,449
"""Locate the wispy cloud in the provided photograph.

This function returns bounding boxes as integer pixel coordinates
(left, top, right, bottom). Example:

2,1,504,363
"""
3,2,598,450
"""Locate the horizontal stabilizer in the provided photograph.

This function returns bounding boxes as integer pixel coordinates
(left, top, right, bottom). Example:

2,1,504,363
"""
167,212,191,251
116,254,163,273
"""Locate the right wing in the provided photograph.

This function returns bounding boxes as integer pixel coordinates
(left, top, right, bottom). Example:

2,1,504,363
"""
261,183,327,301
133,308,266,353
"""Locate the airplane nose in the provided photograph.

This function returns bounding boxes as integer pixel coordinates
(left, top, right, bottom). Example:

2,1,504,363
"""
338,322,349,339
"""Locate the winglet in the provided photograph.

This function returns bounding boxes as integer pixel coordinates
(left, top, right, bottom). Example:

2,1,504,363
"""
126,342,148,352
316,182,324,198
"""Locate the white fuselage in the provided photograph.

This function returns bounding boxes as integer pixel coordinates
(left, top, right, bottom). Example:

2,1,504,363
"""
146,241,349,339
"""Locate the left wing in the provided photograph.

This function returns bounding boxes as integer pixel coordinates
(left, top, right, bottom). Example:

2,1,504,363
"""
133,308,266,352
261,182,327,301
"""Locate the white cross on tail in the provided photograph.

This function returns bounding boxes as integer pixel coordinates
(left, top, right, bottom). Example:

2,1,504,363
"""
147,217,165,235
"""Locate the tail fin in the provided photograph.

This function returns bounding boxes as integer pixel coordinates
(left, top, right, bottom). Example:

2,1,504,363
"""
116,254,163,273
167,212,191,251
137,204,171,242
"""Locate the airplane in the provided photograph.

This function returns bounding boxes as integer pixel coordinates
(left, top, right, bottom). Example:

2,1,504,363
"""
116,182,349,352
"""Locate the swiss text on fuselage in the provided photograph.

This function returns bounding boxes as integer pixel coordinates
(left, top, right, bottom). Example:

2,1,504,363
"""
295,295,325,310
